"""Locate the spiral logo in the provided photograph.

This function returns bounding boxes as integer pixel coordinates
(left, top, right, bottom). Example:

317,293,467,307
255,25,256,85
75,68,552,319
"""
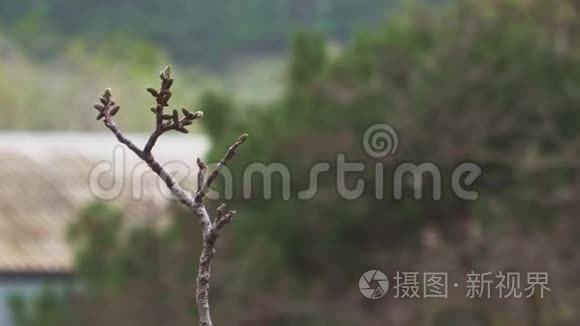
363,124,399,158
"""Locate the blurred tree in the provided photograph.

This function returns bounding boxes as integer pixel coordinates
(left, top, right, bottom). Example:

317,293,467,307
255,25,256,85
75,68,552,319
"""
9,290,76,326
0,0,402,65
203,0,580,323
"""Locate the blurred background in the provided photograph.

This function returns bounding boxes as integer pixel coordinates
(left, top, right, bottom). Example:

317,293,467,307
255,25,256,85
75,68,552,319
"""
1,0,580,325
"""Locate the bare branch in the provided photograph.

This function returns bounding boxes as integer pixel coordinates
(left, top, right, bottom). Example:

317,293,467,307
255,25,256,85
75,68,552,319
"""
197,158,208,193
196,203,236,326
95,89,143,158
192,135,246,326
103,118,144,159
195,133,248,203
195,205,214,326
93,66,248,326
212,204,237,236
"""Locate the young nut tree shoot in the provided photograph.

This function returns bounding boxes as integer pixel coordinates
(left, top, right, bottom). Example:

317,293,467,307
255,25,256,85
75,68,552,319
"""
92,66,248,326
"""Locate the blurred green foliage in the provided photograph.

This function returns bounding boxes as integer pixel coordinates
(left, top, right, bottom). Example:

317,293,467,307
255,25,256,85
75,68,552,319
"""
0,0,401,65
0,28,284,131
203,0,580,322
9,289,76,326
0,32,221,131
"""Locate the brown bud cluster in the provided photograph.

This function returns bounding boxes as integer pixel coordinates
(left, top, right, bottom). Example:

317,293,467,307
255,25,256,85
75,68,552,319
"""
93,88,121,120
144,65,204,134
93,65,204,136
147,66,174,108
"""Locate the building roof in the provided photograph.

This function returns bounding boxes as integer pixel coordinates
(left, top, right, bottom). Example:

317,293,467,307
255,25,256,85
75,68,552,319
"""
0,133,209,274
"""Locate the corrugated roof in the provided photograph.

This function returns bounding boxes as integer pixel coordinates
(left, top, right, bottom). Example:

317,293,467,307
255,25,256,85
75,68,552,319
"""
0,133,209,273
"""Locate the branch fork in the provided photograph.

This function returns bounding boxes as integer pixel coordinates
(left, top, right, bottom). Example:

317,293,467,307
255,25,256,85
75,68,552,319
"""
93,66,247,326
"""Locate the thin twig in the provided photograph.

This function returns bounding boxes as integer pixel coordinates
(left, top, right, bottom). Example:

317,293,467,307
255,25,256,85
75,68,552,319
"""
195,134,248,203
